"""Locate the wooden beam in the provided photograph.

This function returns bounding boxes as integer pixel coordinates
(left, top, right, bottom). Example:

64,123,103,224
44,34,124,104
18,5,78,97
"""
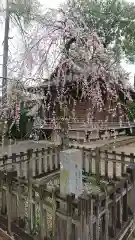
0,228,14,239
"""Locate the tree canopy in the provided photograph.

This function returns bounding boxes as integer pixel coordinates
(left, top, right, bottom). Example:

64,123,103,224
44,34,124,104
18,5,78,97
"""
66,0,135,63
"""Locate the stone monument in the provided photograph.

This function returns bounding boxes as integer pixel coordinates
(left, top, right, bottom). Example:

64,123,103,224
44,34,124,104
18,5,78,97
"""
60,149,83,198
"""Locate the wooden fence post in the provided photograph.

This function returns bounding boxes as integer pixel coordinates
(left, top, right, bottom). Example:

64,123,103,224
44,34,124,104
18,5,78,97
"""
95,195,100,240
20,152,24,178
88,149,92,174
82,147,85,172
32,189,36,231
66,194,74,240
0,170,6,215
6,171,17,236
95,148,100,184
110,184,117,238
7,174,12,236
54,147,58,170
17,182,25,226
35,149,39,176
127,163,135,237
116,187,123,230
11,153,16,172
47,147,50,172
49,147,53,171
123,180,128,222
79,194,90,240
41,148,45,173
89,195,93,240
3,154,8,173
101,183,109,240
39,185,45,240
112,151,116,179
52,148,56,170
39,184,48,240
27,149,33,234
52,188,57,239
130,153,134,164
121,152,125,176
104,150,108,179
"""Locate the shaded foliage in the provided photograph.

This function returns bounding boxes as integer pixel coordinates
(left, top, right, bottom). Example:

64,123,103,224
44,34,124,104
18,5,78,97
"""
128,100,135,121
66,0,135,63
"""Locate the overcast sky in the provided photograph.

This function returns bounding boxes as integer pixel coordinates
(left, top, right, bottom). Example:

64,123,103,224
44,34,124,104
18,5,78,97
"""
39,0,64,8
0,0,135,88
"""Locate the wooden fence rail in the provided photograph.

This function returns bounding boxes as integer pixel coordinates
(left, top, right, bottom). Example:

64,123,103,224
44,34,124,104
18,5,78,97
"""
0,146,60,179
0,145,135,180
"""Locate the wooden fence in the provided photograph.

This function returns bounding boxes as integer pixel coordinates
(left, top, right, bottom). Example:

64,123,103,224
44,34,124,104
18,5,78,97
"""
77,146,135,181
0,146,134,239
0,146,60,179
1,145,135,180
0,163,134,239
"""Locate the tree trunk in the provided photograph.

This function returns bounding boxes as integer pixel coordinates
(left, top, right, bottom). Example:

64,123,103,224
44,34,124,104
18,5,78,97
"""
2,0,10,106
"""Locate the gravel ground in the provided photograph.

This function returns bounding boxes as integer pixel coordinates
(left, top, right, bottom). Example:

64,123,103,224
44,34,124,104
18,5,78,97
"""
0,136,134,156
115,142,135,154
0,140,60,156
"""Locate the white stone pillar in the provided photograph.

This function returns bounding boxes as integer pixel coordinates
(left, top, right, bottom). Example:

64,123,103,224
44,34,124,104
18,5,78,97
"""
60,149,83,198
